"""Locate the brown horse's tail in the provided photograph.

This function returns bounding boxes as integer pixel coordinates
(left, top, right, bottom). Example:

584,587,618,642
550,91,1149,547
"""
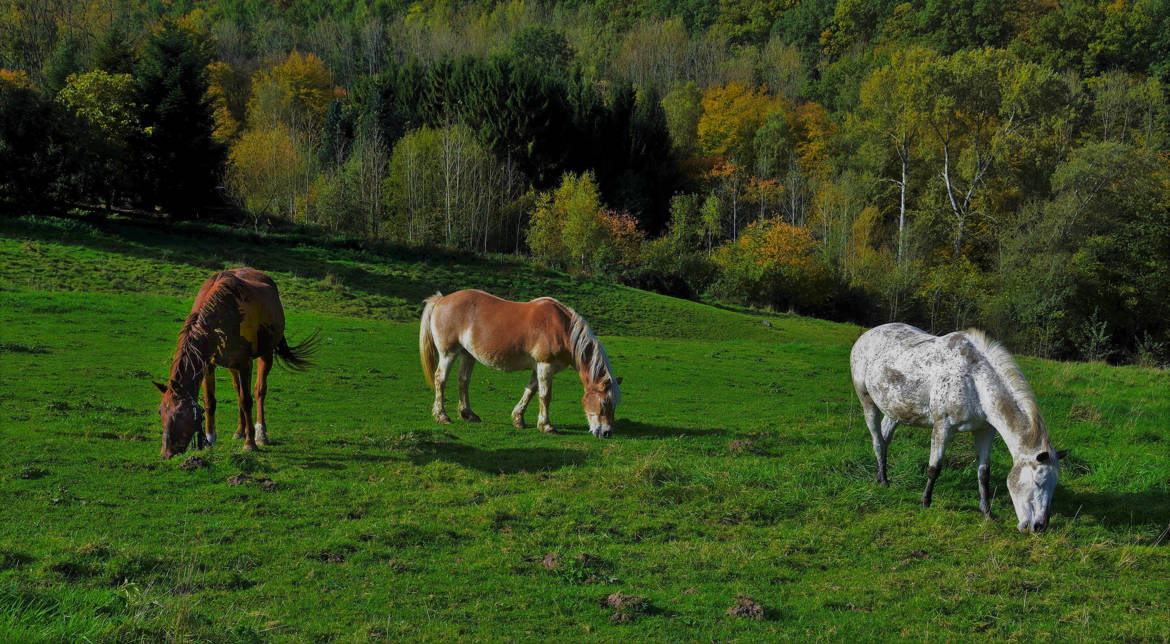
419,292,443,388
275,328,321,371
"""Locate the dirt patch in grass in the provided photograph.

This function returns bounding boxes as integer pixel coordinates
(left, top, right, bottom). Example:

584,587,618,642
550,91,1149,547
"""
727,595,764,619
179,456,209,471
257,477,277,492
227,472,252,486
600,591,647,623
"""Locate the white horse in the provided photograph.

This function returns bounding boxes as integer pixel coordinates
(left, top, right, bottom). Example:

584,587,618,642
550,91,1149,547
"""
850,323,1067,533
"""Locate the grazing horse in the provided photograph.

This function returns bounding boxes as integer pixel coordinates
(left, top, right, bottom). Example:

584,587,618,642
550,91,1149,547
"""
154,268,319,459
418,290,622,437
850,323,1067,533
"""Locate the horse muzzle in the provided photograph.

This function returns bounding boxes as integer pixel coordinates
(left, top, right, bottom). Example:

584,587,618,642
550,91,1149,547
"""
592,425,613,439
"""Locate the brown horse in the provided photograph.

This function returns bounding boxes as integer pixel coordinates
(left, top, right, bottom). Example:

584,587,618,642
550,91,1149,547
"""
154,268,319,459
419,290,622,437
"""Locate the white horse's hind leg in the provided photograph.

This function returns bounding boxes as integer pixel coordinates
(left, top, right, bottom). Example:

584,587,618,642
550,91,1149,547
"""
433,351,457,424
974,427,996,518
535,363,556,433
922,421,954,508
456,352,481,422
512,372,538,428
858,390,892,485
876,416,898,485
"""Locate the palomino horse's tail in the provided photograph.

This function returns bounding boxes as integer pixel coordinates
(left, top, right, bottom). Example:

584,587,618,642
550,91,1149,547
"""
275,328,321,371
419,292,443,388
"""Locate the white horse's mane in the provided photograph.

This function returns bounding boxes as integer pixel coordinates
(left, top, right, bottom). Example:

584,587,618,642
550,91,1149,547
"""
964,328,1042,428
563,303,621,405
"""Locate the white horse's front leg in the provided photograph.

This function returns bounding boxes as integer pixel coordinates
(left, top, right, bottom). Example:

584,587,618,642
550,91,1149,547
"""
433,352,457,424
535,363,556,433
922,420,954,508
512,372,538,428
974,427,996,518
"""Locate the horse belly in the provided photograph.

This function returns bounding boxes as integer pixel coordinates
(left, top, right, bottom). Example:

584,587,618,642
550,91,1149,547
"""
866,366,933,427
460,331,537,372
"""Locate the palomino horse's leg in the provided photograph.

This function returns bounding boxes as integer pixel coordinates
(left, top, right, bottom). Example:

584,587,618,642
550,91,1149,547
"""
202,366,217,447
230,369,246,439
974,427,996,519
236,361,258,451
253,353,273,445
456,352,481,422
511,372,538,428
432,351,457,424
535,363,556,433
921,421,954,508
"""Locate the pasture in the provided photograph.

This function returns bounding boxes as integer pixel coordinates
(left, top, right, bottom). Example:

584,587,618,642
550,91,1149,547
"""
1,214,1167,641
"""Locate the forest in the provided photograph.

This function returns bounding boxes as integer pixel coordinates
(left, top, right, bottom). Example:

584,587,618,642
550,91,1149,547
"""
2,0,1169,364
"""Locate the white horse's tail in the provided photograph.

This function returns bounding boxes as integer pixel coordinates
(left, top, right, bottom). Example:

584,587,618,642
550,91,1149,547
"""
419,292,443,389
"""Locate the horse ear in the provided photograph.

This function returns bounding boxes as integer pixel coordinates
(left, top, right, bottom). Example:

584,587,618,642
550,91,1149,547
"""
153,381,167,394
1036,451,1050,463
1056,449,1070,460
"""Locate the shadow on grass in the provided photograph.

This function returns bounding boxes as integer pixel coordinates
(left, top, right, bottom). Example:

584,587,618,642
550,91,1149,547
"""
412,442,587,474
2,214,585,319
1057,487,1170,533
617,419,729,439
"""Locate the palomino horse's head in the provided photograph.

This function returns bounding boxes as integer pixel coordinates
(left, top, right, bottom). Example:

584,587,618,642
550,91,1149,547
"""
154,381,204,459
1007,448,1068,533
582,376,622,438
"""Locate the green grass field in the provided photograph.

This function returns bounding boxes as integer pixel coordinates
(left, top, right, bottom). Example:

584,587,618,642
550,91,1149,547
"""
1,214,1167,642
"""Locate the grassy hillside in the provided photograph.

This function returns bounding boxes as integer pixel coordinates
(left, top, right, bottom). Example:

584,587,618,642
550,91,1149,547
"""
0,215,1167,641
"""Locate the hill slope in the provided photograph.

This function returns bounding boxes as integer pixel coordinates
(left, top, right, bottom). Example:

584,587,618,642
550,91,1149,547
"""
0,215,1167,641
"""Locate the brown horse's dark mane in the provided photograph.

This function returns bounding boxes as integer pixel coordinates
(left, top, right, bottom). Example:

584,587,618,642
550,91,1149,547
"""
170,273,244,390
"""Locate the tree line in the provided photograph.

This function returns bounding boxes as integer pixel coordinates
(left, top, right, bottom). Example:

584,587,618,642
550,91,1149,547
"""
2,0,1169,365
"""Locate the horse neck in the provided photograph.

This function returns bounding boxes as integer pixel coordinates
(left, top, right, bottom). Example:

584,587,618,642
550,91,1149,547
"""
169,313,213,398
561,305,607,390
980,380,1049,462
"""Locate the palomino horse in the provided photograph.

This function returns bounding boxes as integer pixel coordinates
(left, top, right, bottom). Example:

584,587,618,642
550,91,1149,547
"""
419,290,621,437
850,323,1067,533
154,268,319,458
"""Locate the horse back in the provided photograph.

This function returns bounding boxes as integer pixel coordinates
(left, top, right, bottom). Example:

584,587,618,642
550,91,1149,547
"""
852,323,977,428
431,290,572,370
195,268,286,364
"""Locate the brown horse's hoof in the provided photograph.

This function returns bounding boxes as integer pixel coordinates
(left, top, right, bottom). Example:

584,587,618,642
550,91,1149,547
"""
512,417,526,429
539,424,557,434
243,442,259,452
435,413,453,424
460,410,481,423
233,430,245,440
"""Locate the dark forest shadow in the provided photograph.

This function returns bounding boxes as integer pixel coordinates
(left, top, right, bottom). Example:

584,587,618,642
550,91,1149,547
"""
4,215,566,314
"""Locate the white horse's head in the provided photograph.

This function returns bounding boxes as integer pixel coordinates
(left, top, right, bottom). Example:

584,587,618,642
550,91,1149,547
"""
582,375,621,438
1007,449,1068,533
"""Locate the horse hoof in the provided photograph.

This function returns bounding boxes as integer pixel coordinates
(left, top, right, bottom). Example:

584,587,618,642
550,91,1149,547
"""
233,431,245,440
243,442,259,452
512,418,526,429
435,414,453,424
255,424,268,445
539,424,557,434
460,410,481,423
921,498,932,508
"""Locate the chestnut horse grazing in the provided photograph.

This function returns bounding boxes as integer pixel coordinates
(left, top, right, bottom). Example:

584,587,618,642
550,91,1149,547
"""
851,323,1067,533
155,268,319,458
419,290,621,437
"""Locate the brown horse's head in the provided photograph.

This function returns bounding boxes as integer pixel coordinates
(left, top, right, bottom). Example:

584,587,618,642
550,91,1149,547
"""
154,381,204,459
582,376,622,438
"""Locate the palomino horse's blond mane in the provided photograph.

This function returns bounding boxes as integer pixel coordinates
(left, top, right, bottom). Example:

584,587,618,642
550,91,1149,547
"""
963,328,1045,449
564,303,621,403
